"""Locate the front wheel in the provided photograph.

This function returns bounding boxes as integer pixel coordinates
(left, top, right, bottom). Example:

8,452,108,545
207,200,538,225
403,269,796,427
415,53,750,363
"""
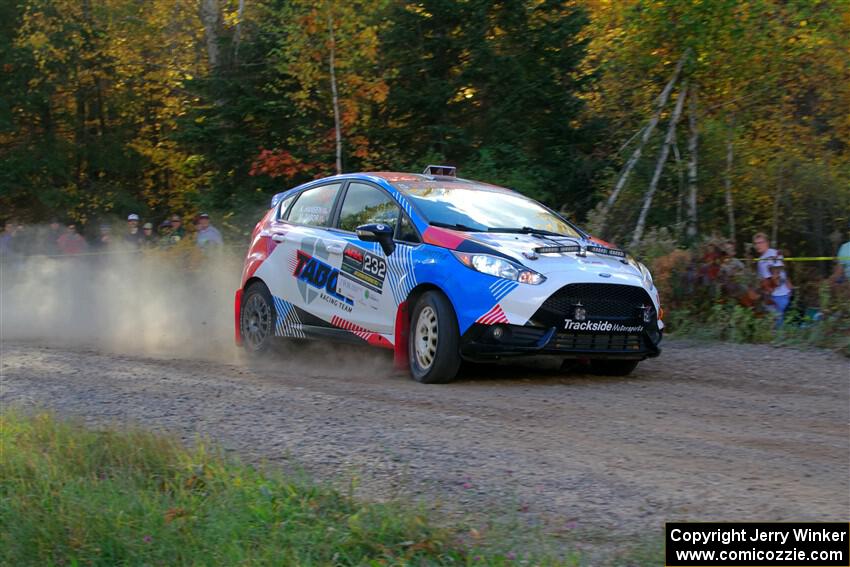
408,291,461,384
590,359,640,376
240,282,276,355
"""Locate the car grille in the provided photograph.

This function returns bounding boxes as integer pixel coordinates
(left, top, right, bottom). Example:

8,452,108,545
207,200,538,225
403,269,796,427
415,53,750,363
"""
551,332,643,352
537,283,654,321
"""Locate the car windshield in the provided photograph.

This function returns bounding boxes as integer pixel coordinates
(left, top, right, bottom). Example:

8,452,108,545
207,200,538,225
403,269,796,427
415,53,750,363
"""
400,183,581,237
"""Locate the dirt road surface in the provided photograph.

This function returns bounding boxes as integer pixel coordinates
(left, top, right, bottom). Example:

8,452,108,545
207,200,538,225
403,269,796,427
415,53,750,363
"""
2,339,848,548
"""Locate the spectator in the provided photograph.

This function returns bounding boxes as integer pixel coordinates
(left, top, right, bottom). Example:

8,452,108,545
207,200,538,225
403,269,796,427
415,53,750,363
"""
195,212,223,249
140,222,156,247
94,223,113,249
832,221,850,285
753,232,792,327
124,213,142,246
57,223,88,255
169,214,186,243
158,219,173,248
41,219,63,255
717,240,747,298
1,220,18,253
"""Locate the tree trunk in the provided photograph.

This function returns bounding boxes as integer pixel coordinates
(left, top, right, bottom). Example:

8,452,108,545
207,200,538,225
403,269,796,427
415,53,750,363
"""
631,81,688,248
328,13,342,175
600,51,689,234
233,0,246,64
200,0,221,70
772,163,783,245
685,86,699,241
724,116,736,247
671,131,685,232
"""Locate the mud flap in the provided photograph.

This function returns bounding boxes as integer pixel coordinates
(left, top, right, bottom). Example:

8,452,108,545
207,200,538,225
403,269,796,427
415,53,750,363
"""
234,289,243,346
393,301,409,370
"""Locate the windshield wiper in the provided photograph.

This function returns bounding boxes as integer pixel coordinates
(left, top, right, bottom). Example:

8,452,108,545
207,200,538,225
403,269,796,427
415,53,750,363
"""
429,221,484,232
487,226,567,237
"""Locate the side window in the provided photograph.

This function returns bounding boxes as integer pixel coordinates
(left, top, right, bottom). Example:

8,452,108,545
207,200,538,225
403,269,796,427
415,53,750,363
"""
287,184,341,227
396,213,421,244
338,183,400,232
277,193,297,220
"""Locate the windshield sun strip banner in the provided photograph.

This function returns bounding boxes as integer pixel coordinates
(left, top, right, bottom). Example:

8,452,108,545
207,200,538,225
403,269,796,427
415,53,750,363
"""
533,244,627,258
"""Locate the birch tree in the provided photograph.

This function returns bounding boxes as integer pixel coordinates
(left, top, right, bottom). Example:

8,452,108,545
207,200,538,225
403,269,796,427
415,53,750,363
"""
199,0,221,69
328,13,342,174
631,81,689,247
685,87,698,240
599,52,688,232
723,116,736,245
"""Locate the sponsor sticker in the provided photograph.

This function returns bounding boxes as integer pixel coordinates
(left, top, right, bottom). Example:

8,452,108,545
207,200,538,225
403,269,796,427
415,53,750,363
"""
564,319,644,333
293,249,353,309
336,273,381,310
341,244,386,293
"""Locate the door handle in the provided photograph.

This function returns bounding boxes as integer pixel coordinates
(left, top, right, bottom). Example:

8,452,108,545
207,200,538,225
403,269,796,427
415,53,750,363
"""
326,244,345,254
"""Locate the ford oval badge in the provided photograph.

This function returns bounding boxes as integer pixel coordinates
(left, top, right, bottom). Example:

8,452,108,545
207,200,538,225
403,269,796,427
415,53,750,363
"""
599,272,612,278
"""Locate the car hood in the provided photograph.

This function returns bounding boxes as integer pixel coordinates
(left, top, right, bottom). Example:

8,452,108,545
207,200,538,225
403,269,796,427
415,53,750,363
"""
463,232,643,281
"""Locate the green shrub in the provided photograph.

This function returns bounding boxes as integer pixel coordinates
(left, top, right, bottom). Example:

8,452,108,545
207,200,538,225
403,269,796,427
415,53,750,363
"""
0,412,573,566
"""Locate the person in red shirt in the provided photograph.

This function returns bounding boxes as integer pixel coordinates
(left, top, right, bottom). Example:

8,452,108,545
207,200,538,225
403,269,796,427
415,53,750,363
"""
57,223,88,255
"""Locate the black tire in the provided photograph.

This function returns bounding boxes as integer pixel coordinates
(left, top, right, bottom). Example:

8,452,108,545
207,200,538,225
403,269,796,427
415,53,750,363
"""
408,291,462,384
590,359,640,376
240,281,276,355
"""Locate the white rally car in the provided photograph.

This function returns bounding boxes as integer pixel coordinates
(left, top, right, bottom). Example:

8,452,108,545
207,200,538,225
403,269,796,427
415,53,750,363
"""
236,166,662,383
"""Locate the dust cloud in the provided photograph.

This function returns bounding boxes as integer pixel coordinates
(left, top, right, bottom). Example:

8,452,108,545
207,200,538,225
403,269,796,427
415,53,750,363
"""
0,239,397,378
1,243,243,361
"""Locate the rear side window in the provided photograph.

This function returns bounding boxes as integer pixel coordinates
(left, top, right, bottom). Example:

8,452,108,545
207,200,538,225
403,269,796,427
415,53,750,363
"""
337,183,400,232
276,193,297,220
287,184,341,227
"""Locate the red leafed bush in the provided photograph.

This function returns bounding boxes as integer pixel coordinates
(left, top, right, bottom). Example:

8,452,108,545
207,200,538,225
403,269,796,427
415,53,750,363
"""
249,149,315,179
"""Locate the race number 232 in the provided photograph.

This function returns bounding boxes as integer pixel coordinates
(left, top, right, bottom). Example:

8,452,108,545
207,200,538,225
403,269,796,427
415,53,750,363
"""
363,254,387,279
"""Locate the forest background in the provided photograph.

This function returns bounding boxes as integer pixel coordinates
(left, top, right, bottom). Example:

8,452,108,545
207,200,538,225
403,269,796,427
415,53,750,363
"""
2,0,848,264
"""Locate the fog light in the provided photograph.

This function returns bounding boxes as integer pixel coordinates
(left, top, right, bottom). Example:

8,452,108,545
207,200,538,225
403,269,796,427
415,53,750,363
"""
492,326,504,340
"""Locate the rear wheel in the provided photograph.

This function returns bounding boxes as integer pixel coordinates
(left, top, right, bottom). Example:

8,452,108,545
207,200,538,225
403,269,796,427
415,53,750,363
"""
590,359,640,376
408,291,461,384
240,282,275,354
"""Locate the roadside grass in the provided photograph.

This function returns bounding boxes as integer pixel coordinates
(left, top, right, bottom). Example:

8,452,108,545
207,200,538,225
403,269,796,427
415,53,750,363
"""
0,411,583,566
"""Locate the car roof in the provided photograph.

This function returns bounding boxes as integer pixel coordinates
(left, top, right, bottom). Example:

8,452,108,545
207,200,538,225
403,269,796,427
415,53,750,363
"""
271,171,520,209
358,172,517,195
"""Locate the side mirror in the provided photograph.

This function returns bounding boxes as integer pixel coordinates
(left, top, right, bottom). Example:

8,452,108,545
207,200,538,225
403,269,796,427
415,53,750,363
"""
356,223,395,256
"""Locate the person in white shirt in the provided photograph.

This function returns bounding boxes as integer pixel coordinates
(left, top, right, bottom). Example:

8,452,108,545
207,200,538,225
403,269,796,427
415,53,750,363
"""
752,232,792,327
195,213,223,249
832,222,850,284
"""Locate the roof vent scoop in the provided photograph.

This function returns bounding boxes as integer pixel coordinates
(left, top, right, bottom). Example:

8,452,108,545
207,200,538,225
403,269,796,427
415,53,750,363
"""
423,165,456,178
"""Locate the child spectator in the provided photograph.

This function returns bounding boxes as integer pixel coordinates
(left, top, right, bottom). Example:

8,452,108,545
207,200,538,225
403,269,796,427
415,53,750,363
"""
753,232,792,327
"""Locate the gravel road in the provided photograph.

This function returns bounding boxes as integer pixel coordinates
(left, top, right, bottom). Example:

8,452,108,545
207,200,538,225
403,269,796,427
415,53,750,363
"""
2,339,848,545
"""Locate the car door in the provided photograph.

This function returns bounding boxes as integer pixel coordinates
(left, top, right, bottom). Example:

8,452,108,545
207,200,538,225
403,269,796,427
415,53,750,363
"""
330,182,403,334
265,182,351,328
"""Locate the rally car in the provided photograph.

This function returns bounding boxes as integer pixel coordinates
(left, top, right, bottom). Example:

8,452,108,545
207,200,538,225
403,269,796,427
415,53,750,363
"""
236,166,662,383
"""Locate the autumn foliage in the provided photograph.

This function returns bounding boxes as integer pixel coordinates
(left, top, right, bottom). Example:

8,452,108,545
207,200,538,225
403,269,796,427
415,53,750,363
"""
1,0,847,259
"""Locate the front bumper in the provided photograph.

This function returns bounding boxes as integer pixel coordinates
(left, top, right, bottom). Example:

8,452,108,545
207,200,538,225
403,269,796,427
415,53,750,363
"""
460,322,662,361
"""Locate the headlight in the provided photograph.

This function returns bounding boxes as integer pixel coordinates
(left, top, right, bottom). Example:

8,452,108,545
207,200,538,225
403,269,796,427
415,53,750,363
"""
452,251,546,285
626,254,654,290
638,262,654,289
